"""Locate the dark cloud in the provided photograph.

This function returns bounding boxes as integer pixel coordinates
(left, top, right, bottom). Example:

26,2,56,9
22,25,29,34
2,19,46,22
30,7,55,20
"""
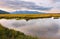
0,0,52,11
53,0,60,2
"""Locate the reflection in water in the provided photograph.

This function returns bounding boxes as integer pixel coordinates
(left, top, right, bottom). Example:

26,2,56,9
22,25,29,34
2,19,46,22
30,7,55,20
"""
0,18,60,39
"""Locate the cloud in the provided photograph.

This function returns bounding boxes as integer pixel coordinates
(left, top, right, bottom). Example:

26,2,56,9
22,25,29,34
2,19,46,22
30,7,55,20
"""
0,0,52,11
53,0,60,2
46,2,60,13
0,0,60,13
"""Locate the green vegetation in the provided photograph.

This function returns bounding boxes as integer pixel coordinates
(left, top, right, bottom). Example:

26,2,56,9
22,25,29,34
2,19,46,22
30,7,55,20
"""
0,24,38,39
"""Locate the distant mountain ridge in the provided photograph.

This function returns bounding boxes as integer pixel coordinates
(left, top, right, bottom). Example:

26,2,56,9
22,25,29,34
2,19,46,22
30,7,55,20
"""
0,10,10,14
0,10,45,14
11,11,45,14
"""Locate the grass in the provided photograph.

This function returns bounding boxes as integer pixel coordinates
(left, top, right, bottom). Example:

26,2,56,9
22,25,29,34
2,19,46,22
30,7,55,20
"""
0,13,60,20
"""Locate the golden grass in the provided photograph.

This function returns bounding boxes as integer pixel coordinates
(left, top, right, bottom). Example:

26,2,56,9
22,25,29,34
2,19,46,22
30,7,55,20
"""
0,14,60,17
0,13,60,19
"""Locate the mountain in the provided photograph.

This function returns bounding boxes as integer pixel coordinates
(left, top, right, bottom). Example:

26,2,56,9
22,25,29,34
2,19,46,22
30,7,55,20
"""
0,10,10,14
0,24,38,39
11,11,45,14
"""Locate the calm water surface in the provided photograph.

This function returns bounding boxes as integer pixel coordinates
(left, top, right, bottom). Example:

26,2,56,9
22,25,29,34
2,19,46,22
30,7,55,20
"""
0,18,60,38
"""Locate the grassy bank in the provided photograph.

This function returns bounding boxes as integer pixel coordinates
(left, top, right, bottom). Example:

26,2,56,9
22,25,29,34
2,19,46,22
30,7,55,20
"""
0,24,38,39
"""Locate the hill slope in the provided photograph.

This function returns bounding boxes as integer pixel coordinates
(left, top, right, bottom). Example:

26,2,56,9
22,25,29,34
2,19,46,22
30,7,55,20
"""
0,24,38,39
0,10,10,14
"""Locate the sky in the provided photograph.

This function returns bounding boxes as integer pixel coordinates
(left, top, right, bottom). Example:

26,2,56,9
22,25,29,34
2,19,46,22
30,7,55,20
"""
0,0,60,13
0,18,60,39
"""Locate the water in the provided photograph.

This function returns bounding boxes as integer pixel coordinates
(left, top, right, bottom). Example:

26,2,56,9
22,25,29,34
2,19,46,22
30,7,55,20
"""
0,18,60,39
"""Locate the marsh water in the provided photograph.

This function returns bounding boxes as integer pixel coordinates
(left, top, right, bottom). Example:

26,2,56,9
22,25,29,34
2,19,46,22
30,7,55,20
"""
0,18,60,38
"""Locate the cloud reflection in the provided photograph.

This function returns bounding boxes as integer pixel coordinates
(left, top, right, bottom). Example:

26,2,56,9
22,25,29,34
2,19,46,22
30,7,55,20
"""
0,18,60,39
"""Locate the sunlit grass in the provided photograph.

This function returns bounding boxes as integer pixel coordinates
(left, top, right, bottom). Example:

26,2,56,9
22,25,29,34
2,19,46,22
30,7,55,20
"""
0,13,60,20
